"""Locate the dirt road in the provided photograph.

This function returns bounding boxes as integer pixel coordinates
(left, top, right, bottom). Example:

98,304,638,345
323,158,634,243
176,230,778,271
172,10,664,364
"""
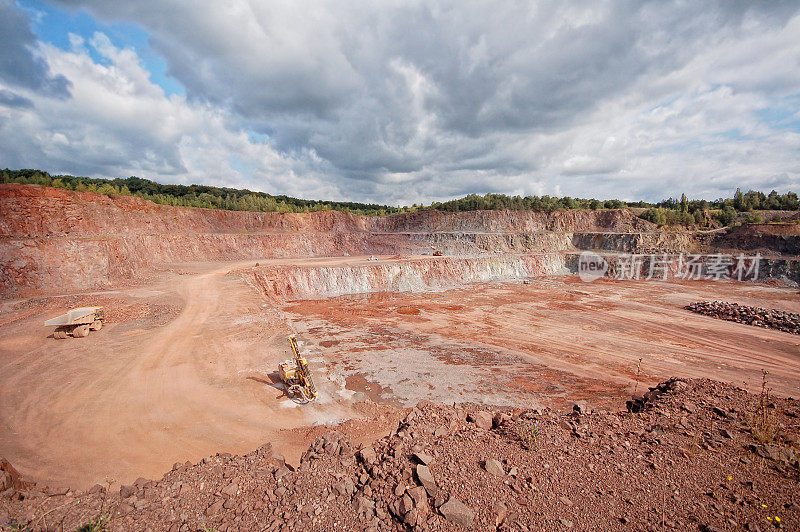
0,261,354,489
2,256,799,490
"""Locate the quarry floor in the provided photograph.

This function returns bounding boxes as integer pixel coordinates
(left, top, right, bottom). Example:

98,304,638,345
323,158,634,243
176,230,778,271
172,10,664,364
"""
1,255,799,490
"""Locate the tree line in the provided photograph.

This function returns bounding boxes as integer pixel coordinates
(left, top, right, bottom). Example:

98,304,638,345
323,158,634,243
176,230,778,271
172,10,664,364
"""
638,190,799,228
2,169,798,228
0,169,401,216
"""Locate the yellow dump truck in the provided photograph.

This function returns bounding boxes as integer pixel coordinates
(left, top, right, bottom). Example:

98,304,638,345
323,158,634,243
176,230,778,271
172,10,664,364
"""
45,307,104,339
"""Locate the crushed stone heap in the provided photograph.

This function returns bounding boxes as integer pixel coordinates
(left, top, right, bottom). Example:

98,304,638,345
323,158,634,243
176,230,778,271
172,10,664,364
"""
686,301,800,335
2,378,799,531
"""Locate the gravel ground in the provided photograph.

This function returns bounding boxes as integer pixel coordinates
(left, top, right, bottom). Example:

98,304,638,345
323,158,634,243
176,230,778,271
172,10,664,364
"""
1,377,798,531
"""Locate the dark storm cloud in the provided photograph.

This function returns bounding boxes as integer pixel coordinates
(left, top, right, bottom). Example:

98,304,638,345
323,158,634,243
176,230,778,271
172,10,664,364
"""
0,0,71,97
56,0,799,183
5,0,800,203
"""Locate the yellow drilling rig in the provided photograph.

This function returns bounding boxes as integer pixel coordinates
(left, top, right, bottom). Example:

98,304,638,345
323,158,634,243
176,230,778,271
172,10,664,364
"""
279,337,318,403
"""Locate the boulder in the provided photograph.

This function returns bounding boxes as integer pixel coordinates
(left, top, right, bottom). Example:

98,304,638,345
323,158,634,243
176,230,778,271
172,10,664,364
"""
440,497,475,528
415,464,437,496
358,446,377,465
484,458,505,478
413,452,435,465
671,380,689,393
468,411,493,430
626,397,645,413
0,458,29,491
274,466,291,480
333,478,355,497
399,494,414,515
116,502,133,517
257,442,274,458
355,495,375,516
272,452,287,469
493,501,507,527
403,507,419,526
221,482,238,498
493,412,511,428
407,485,428,508
205,499,223,516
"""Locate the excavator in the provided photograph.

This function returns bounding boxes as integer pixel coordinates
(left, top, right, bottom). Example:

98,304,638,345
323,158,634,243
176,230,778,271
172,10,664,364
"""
279,337,318,403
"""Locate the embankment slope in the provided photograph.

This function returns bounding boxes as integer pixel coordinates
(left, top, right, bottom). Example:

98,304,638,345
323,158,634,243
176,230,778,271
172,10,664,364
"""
1,184,663,297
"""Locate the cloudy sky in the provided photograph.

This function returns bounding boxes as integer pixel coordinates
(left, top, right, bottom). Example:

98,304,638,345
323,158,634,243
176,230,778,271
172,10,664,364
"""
0,0,798,205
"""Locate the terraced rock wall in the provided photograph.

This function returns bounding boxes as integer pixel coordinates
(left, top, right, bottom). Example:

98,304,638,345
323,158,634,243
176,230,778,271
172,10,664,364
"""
3,183,795,297
243,255,566,299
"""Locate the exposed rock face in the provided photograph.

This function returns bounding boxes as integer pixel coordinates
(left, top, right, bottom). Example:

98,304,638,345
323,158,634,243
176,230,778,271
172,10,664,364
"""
370,208,656,234
3,184,798,297
564,252,800,284
713,222,800,256
571,231,696,254
244,254,566,299
0,184,667,297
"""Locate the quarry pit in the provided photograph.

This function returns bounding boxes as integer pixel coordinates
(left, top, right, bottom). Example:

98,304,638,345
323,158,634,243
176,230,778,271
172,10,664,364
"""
1,183,799,491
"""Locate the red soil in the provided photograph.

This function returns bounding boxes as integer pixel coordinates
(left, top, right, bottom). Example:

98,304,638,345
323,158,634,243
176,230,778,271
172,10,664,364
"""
0,183,798,517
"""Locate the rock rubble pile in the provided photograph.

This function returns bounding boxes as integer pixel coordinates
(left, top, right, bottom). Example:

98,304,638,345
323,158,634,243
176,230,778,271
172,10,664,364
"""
686,301,800,335
1,379,799,530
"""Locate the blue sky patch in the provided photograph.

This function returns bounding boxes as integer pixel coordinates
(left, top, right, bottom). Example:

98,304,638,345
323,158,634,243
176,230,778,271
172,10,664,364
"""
756,93,800,133
18,0,184,97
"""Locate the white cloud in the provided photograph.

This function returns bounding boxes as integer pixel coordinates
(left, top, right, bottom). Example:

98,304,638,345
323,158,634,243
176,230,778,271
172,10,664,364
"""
0,32,340,198
1,0,799,204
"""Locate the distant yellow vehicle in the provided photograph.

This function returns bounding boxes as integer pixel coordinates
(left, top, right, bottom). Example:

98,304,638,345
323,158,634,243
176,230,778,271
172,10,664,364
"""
279,337,318,402
45,307,105,339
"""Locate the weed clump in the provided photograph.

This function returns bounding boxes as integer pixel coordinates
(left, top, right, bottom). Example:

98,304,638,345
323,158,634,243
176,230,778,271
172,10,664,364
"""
517,420,541,450
747,370,779,444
